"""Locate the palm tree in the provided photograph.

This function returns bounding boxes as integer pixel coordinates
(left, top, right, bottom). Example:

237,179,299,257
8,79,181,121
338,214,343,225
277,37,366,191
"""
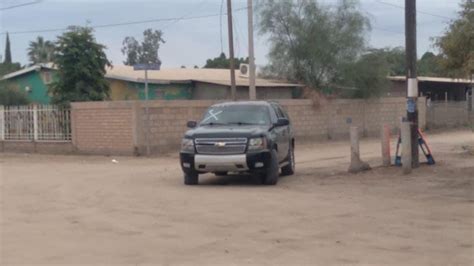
27,36,55,65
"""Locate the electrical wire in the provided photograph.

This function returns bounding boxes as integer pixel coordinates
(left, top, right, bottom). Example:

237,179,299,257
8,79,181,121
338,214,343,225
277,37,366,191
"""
0,6,249,35
0,0,40,11
375,0,453,21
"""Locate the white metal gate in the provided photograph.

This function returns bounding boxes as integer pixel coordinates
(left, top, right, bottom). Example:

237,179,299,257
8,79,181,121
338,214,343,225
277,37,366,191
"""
0,105,71,141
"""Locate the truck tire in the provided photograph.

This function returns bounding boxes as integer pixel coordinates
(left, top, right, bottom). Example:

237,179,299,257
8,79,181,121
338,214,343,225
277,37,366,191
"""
281,145,295,176
263,149,279,185
184,171,199,185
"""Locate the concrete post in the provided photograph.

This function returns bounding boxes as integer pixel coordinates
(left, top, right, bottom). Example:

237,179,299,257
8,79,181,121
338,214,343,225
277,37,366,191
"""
348,126,371,173
381,124,391,166
401,121,412,174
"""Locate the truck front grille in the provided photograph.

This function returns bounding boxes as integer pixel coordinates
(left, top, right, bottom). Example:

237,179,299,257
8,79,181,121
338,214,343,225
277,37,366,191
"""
195,138,247,155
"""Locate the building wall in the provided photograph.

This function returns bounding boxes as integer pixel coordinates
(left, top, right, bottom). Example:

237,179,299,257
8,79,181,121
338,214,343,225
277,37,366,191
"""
71,101,136,155
126,81,192,100
9,71,51,104
109,79,139,100
426,101,473,129
71,98,426,156
192,81,296,100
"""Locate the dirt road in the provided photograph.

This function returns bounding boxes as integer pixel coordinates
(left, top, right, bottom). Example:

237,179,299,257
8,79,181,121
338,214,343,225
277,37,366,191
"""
1,130,473,265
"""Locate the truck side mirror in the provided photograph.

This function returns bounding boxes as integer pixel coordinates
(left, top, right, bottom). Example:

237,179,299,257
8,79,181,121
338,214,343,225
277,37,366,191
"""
187,121,197,128
275,118,289,127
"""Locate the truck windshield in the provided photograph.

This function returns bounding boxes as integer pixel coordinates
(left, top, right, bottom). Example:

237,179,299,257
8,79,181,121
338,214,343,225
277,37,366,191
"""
201,105,271,126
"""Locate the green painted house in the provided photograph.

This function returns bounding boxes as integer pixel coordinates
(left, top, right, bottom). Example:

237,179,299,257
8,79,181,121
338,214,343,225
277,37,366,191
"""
1,63,56,104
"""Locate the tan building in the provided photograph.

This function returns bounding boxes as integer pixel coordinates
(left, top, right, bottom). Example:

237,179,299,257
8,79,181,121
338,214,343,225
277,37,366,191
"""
106,66,304,101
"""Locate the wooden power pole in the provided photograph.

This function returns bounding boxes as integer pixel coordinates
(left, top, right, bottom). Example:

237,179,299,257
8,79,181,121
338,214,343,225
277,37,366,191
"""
227,0,237,101
247,0,256,100
405,0,419,167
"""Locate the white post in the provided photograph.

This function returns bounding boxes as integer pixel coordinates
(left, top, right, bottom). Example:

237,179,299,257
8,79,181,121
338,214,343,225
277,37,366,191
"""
401,121,412,174
33,105,38,141
0,105,4,141
381,124,391,167
348,126,370,173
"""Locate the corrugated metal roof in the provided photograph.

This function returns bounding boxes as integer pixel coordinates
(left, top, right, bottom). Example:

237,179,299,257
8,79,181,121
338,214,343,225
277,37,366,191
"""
105,65,303,87
389,76,472,84
1,63,55,80
2,63,303,88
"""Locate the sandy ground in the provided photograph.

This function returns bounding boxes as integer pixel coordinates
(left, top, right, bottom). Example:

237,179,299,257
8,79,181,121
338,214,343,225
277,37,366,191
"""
0,130,473,266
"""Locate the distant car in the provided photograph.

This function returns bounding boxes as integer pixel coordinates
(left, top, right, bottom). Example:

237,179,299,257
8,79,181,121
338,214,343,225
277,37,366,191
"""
179,101,295,185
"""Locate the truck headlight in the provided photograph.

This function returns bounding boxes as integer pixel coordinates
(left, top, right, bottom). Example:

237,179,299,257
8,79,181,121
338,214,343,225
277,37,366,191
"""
181,138,195,153
248,137,266,151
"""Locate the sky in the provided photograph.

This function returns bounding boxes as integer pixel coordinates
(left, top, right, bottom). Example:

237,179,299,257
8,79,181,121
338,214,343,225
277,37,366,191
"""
0,0,462,69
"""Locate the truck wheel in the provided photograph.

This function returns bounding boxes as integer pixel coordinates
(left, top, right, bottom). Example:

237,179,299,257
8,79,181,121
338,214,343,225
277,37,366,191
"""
281,145,295,176
263,149,279,185
184,171,199,185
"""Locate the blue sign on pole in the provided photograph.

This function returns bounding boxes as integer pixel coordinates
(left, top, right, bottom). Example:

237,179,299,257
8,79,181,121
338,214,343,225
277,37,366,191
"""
133,62,162,71
407,98,416,113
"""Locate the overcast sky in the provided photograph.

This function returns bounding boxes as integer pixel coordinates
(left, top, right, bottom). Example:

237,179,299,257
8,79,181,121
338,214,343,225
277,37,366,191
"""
0,0,461,68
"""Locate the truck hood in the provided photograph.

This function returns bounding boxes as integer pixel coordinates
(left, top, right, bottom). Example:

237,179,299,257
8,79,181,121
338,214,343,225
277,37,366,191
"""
185,125,269,139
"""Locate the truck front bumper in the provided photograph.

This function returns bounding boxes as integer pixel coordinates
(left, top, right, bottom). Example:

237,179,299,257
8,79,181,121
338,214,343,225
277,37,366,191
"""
180,151,271,174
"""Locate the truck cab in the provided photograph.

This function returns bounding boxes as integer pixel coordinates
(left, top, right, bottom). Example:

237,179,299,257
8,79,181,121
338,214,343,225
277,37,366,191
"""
179,101,295,185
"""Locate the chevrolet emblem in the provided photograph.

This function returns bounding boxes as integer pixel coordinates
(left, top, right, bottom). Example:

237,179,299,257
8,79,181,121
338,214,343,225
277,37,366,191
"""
215,142,226,147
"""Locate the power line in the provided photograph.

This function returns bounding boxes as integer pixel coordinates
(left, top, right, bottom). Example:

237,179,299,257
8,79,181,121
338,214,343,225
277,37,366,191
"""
375,0,453,20
0,6,249,36
0,0,41,11
160,0,208,30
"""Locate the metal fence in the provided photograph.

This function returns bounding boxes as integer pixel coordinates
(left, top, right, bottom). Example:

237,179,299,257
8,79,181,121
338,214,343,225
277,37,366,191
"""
0,105,71,141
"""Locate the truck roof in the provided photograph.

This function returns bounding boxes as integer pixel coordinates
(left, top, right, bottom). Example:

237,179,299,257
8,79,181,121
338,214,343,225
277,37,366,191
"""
210,101,275,108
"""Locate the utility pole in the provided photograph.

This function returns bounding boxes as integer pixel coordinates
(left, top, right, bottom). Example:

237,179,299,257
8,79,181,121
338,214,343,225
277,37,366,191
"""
247,0,256,100
227,0,237,101
405,0,419,167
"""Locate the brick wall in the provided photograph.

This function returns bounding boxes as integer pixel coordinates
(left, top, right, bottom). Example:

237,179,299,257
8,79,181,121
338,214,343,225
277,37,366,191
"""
0,141,74,154
71,101,136,155
71,98,426,156
426,101,473,129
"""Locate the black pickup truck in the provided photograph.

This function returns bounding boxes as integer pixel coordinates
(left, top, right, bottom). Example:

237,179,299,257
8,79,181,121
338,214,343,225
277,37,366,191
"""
179,101,295,185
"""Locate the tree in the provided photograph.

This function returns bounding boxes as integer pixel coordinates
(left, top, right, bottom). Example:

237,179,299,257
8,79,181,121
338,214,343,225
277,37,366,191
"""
203,52,249,69
0,62,21,76
121,29,165,65
27,36,55,65
435,0,474,78
257,0,370,90
336,49,391,98
4,33,11,64
418,52,444,76
50,26,111,106
0,33,21,76
0,81,29,105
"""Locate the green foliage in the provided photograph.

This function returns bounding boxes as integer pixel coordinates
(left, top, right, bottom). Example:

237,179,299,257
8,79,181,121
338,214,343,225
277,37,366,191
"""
435,0,474,78
0,62,21,76
257,0,370,90
418,52,445,76
4,33,12,64
50,26,111,106
0,81,29,106
122,29,165,65
203,52,249,69
337,49,391,98
27,36,55,65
